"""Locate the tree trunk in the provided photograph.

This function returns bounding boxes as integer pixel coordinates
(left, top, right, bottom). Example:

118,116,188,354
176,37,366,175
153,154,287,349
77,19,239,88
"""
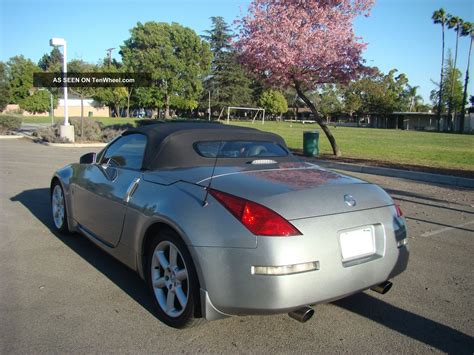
437,23,445,131
447,28,460,131
126,88,132,118
460,35,472,134
294,80,341,156
164,94,170,119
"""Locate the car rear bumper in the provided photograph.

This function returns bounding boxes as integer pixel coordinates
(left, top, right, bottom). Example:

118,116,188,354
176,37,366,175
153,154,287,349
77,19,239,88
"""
189,206,409,316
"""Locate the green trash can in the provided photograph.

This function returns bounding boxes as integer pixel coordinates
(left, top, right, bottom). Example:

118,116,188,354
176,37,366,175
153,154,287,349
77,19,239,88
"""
88,111,93,118
303,131,319,157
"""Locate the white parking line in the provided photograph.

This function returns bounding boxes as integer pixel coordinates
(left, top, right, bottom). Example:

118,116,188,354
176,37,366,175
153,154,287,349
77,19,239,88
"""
420,220,474,237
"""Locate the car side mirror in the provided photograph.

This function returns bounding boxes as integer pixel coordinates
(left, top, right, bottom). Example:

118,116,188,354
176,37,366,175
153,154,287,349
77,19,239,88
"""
80,152,97,164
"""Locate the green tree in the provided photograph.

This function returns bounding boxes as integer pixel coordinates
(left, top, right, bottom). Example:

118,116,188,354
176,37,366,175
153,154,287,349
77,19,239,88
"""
460,22,473,132
7,55,39,104
120,22,212,118
283,87,305,120
258,89,288,119
404,85,430,112
20,90,51,114
38,47,63,72
202,17,253,114
315,85,343,122
203,16,231,57
7,55,52,113
414,103,432,113
432,8,447,126
342,87,362,119
93,62,128,117
68,59,97,115
68,59,97,133
406,85,423,112
131,87,163,117
341,68,412,116
430,51,463,119
0,62,11,111
446,15,469,125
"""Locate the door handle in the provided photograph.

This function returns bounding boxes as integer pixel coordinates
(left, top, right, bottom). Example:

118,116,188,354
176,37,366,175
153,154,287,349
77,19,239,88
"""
124,177,141,203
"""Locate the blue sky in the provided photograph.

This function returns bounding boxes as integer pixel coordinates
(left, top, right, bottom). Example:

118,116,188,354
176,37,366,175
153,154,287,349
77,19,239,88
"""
1,0,473,102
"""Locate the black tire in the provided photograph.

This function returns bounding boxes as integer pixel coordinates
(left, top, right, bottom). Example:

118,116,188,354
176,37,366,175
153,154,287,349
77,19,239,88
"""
146,229,203,328
51,181,71,234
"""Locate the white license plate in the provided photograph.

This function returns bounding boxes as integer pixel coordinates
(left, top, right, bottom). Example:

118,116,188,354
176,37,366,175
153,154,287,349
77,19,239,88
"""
340,227,375,261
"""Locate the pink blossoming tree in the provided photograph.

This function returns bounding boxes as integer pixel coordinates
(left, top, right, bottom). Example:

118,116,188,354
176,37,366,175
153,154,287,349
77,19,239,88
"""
236,0,374,156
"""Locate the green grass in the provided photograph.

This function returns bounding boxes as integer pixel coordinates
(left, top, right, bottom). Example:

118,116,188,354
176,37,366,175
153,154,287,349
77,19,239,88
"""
20,116,474,171
229,120,474,171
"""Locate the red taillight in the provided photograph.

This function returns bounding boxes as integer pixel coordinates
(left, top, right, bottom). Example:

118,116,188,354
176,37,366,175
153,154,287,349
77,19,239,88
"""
208,188,301,236
395,203,403,217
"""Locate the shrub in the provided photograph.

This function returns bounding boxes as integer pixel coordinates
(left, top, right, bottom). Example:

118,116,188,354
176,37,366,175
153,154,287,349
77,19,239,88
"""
101,124,132,142
5,108,24,115
0,115,22,134
33,125,68,143
70,117,102,142
33,118,129,143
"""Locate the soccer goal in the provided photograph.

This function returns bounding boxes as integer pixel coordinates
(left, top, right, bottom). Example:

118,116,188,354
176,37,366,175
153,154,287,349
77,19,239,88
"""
218,106,266,125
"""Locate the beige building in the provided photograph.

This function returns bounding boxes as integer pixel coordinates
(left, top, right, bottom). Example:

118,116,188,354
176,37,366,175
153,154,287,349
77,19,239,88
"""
4,98,109,117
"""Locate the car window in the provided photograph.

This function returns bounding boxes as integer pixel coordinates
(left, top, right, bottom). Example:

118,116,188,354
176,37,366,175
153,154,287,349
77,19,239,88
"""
101,134,147,170
194,140,288,158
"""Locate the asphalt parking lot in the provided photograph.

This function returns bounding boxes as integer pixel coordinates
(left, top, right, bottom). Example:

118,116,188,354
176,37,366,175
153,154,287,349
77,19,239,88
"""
1,138,473,354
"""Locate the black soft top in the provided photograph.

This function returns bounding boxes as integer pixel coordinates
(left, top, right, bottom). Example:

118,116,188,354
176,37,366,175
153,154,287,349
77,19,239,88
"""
122,122,292,170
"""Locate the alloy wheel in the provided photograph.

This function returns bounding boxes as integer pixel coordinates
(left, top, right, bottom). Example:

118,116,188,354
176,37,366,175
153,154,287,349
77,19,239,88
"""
151,241,189,318
52,184,65,229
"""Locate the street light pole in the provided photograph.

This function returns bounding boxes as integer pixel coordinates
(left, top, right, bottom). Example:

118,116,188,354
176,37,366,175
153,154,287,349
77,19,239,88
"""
50,37,74,142
50,91,54,126
62,41,69,126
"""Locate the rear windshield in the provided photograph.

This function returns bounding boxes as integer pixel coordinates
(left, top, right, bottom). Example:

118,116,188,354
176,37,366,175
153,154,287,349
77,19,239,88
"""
194,140,288,158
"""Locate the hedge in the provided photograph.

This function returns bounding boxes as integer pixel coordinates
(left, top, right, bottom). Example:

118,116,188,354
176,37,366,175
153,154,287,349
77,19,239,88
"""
0,115,22,134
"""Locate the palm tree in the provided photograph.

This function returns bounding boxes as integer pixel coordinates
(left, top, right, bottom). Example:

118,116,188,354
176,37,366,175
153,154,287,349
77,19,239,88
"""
432,8,447,130
407,85,423,112
460,22,474,133
446,15,464,130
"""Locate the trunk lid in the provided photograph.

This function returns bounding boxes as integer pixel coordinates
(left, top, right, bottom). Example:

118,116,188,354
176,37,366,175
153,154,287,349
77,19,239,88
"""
143,162,394,220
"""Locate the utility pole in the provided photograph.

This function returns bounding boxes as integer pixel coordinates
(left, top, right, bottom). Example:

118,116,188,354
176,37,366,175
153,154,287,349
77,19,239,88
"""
106,48,115,66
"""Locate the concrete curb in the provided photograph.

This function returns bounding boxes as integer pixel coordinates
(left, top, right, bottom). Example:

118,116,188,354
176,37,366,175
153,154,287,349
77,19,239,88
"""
13,132,107,148
315,160,474,189
0,135,23,139
40,142,107,148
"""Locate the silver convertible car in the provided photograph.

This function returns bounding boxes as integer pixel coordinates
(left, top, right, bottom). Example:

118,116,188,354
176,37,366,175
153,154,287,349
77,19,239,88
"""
50,122,409,328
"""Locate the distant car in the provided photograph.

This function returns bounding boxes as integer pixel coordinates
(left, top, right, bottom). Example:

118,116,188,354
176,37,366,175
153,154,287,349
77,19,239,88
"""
50,122,409,328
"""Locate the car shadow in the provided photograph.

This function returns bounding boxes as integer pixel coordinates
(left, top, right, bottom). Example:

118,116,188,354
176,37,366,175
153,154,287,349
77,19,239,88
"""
10,187,157,317
334,293,474,354
10,188,474,352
